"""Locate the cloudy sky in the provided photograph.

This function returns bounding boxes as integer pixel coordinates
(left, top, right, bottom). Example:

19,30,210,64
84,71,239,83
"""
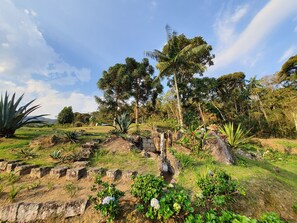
0,0,297,118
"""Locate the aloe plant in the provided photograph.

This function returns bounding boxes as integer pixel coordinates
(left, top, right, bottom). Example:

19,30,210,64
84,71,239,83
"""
0,92,46,138
218,123,252,149
115,112,132,134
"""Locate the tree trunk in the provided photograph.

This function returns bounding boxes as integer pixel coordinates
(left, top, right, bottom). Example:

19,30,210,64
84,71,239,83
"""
198,102,205,125
257,94,268,123
173,72,184,127
135,98,139,126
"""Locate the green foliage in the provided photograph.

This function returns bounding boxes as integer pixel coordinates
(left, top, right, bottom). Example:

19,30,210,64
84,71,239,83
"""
262,149,289,162
132,174,194,221
114,112,132,134
131,174,166,204
185,210,258,223
259,212,286,223
8,172,20,184
57,106,74,124
170,149,198,169
179,125,209,153
219,123,252,149
196,169,245,210
8,184,23,202
64,131,80,143
64,183,79,197
92,180,124,222
0,92,46,138
50,150,62,160
16,148,37,159
292,203,297,214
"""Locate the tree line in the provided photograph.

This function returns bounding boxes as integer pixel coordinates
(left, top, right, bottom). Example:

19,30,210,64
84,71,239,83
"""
95,25,297,138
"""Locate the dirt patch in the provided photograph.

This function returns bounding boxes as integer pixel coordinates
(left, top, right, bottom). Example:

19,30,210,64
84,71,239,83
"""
256,138,297,155
29,135,68,149
102,136,132,153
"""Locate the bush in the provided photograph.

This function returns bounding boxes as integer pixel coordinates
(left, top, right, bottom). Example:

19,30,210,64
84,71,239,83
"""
131,174,194,221
131,174,165,204
259,212,286,223
0,92,46,138
92,180,124,222
196,169,245,210
57,106,74,124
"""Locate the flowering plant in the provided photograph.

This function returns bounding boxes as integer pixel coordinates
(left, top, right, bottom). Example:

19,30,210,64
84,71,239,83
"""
92,180,124,222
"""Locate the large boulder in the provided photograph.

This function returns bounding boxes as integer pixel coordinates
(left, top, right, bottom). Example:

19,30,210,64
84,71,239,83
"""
204,131,236,165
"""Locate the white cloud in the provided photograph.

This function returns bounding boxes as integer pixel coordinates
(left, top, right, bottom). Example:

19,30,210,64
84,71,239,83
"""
0,80,97,119
0,0,95,118
278,45,297,63
214,4,249,47
0,0,91,84
213,0,297,70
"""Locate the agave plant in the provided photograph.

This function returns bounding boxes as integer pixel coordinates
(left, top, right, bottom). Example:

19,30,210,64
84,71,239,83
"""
218,123,252,149
115,112,132,134
0,92,46,138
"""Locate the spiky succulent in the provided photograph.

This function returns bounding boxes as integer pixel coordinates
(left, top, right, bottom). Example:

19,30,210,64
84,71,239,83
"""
115,112,132,134
0,92,47,138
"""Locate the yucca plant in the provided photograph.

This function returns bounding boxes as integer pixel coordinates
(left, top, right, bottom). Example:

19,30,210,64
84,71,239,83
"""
114,112,132,134
0,92,47,138
218,123,252,150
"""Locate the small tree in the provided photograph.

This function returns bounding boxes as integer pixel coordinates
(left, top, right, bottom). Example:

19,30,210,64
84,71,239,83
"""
57,106,74,124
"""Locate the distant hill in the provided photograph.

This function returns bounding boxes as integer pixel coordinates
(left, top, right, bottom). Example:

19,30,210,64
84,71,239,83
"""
26,116,57,125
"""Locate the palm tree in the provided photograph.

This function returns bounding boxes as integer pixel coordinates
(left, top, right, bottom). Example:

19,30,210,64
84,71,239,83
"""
146,25,214,127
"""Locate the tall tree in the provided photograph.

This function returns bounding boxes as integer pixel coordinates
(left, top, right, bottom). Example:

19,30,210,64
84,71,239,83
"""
95,63,130,125
278,54,297,88
146,25,214,127
125,57,163,125
57,106,74,124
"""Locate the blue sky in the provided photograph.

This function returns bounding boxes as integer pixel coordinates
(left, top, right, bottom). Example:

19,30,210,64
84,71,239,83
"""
0,0,297,118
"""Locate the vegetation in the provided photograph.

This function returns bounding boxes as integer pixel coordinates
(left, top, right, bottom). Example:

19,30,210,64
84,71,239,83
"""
0,92,46,138
57,106,74,124
114,112,132,134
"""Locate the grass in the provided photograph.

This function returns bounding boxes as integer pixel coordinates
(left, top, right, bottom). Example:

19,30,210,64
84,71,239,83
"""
91,149,159,175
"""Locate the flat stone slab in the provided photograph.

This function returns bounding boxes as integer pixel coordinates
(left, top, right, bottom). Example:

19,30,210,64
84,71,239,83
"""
30,167,52,178
122,170,138,180
87,167,106,178
6,162,26,173
106,169,122,181
66,168,87,180
14,164,38,176
50,167,68,178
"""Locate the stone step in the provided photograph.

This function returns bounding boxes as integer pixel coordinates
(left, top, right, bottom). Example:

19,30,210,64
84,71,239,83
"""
14,164,39,176
6,162,26,173
106,169,122,181
50,166,68,178
0,160,22,171
30,167,52,178
87,167,106,179
66,167,87,180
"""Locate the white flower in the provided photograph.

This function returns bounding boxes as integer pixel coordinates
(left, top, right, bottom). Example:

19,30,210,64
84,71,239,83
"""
102,196,115,205
150,198,160,210
208,170,213,176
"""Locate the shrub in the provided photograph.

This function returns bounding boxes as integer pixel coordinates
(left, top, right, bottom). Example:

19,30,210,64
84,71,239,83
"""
131,174,194,221
259,212,286,223
57,106,74,124
196,169,245,210
131,174,166,204
218,123,252,149
50,150,62,160
0,92,46,138
64,131,80,143
92,180,124,222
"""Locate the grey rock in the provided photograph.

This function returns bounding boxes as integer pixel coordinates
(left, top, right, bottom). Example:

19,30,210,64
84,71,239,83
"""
14,164,38,176
66,167,87,180
50,166,68,178
17,203,40,222
30,167,52,178
122,170,137,180
87,167,106,178
106,169,122,181
37,202,65,220
64,199,88,218
0,203,19,222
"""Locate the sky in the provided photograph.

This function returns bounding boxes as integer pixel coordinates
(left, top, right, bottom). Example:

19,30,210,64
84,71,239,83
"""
0,0,297,118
